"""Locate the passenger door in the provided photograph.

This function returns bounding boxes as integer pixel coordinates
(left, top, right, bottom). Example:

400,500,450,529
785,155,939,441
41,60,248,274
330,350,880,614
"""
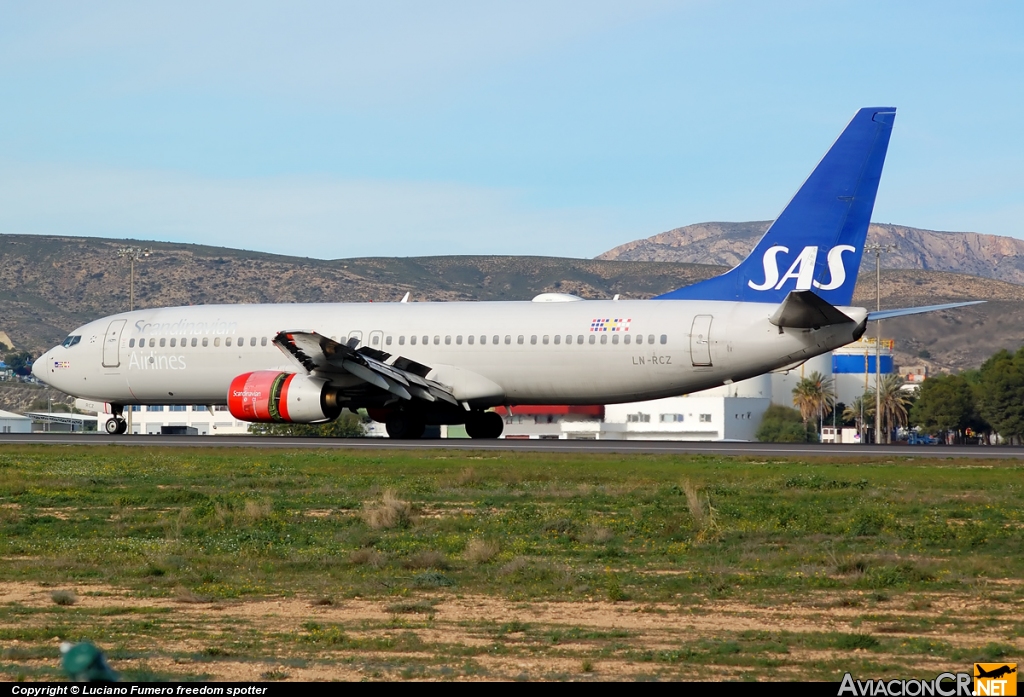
690,315,713,367
102,319,127,368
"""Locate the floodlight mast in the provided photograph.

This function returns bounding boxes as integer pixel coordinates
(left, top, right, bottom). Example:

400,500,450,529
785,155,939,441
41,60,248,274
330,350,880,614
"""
115,246,152,434
865,243,896,443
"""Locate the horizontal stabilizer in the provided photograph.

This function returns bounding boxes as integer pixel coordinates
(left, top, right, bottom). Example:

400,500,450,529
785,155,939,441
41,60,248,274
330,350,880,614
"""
867,301,985,321
770,290,854,329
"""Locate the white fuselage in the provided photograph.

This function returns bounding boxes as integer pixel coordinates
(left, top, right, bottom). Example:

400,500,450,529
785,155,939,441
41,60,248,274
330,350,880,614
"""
35,299,867,407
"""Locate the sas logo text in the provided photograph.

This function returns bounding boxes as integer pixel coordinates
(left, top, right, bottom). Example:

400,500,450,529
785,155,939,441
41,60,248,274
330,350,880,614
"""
975,663,1017,696
748,244,856,292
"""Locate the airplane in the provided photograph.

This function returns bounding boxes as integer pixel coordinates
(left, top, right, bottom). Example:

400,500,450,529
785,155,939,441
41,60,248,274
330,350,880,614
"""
32,106,981,439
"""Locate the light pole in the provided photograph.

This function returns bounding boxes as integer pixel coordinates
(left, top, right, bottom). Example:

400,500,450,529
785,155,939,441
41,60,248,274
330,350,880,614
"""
116,247,151,434
865,243,896,444
116,247,151,312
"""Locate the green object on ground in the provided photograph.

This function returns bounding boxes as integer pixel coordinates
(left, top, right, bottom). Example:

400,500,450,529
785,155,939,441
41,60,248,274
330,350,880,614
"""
61,641,118,682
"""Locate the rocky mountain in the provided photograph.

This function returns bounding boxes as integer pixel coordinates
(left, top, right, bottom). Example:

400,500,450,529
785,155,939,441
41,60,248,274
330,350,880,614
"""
598,222,1024,284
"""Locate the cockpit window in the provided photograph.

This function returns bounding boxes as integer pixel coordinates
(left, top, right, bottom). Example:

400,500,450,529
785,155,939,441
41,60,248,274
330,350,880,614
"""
61,335,82,348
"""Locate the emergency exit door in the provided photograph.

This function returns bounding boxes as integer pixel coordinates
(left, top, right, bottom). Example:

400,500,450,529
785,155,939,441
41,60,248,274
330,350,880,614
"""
690,315,713,367
102,319,126,368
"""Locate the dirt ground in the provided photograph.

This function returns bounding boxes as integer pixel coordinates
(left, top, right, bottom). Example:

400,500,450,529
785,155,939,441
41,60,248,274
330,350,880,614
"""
2,582,1021,681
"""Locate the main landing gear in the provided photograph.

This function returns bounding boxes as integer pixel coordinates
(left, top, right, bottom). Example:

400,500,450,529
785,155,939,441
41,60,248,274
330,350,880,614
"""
104,405,127,435
382,410,505,439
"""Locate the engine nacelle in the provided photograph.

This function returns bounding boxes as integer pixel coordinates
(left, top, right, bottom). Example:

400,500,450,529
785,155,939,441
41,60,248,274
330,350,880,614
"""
228,371,340,423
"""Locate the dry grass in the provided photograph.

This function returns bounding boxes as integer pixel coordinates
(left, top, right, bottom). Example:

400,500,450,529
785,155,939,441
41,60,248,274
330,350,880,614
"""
174,588,213,604
348,548,385,568
464,538,500,565
243,499,273,521
456,467,479,486
361,490,413,530
403,550,449,570
682,479,718,541
577,526,614,544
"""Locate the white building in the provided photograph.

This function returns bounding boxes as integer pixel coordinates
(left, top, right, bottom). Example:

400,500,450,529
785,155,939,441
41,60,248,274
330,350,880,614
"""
0,409,32,433
75,400,251,435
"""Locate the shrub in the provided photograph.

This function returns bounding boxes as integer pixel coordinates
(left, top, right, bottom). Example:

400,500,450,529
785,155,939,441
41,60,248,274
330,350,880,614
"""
756,404,817,443
51,590,77,606
464,538,500,564
349,548,385,568
361,490,413,530
403,550,449,570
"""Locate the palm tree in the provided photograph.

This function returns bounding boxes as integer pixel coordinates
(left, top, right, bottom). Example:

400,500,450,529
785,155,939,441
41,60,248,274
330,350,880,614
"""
877,373,913,443
792,371,836,432
843,393,874,437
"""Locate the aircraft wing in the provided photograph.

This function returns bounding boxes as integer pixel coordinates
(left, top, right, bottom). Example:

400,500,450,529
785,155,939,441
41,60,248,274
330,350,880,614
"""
272,331,459,406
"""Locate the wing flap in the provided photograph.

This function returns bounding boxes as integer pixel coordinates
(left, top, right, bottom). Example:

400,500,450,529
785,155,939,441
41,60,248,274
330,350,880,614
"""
274,331,458,406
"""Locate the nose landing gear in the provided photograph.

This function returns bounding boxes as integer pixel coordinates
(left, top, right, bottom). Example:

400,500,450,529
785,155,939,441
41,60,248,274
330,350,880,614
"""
104,405,128,435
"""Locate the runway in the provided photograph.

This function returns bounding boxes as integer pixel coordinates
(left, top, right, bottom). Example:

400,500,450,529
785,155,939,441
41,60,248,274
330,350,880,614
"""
0,433,1021,459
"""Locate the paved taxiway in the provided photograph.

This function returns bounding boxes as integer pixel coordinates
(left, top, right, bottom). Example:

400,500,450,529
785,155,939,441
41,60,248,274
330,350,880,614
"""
0,433,1021,459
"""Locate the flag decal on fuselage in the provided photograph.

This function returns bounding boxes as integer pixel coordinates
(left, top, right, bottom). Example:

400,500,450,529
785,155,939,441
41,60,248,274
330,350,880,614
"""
590,318,631,332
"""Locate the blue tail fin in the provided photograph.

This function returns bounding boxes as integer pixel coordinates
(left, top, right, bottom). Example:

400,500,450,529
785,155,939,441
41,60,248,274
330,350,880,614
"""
654,107,896,306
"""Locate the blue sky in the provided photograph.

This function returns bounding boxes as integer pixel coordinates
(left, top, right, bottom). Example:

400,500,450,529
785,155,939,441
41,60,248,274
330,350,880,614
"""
0,1,1021,259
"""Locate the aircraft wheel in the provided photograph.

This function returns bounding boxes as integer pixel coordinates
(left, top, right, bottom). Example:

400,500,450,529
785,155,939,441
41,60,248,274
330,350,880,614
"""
105,418,122,435
115,418,128,435
467,411,503,439
385,413,425,439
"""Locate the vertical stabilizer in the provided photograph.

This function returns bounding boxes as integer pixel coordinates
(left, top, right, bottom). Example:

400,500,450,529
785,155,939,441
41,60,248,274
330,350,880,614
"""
655,107,896,305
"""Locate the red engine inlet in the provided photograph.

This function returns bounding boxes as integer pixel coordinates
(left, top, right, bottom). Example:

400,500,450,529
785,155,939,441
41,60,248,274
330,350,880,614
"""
228,371,339,423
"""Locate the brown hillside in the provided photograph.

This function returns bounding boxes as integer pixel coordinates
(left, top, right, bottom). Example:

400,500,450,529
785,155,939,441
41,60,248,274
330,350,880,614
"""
598,221,1024,284
0,234,1010,374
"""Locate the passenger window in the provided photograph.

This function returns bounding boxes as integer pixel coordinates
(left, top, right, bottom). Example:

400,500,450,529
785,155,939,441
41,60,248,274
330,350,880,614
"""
371,334,379,345
214,338,221,347
600,335,607,345
191,338,197,347
612,335,619,345
399,336,406,345
577,335,583,344
202,338,209,347
423,335,428,345
159,338,166,347
589,335,595,345
468,335,474,345
530,335,537,345
624,334,631,345
456,336,462,345
434,335,440,345
636,334,643,345
542,335,549,345
517,335,524,345
553,335,560,345
385,336,392,345
170,338,177,347
410,336,417,345
648,334,655,344
504,335,511,345
445,335,451,345
129,339,135,348
261,337,267,346
660,334,668,345
250,337,257,347
226,337,232,347
494,335,500,345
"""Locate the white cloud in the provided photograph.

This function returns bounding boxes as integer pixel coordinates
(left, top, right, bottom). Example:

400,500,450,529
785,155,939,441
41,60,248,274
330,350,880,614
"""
0,163,634,258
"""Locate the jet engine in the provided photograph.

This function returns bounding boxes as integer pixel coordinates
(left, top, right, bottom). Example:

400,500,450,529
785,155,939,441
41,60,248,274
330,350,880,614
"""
227,371,341,423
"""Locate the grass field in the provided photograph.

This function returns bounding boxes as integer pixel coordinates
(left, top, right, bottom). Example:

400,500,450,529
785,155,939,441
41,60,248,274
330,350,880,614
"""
0,445,1021,681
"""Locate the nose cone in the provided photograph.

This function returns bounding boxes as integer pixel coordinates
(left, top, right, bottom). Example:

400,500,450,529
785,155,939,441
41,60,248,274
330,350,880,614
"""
32,351,49,383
